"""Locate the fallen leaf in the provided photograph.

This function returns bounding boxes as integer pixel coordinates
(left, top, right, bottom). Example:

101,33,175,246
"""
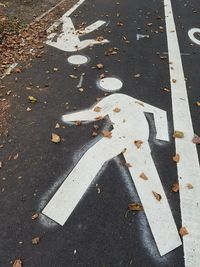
92,132,98,137
69,74,78,79
32,237,40,245
186,183,193,189
173,154,180,163
27,96,37,103
93,124,99,130
173,131,184,138
32,213,39,220
172,182,179,193
172,79,177,83
13,259,22,267
139,172,148,180
55,123,60,129
133,73,140,78
152,191,162,201
75,120,82,126
113,107,121,112
101,130,112,138
179,227,189,236
95,116,103,121
53,67,58,72
96,63,104,69
196,101,200,107
0,161,2,168
192,135,200,144
124,162,132,168
134,140,143,149
13,153,19,160
128,203,143,211
94,106,102,112
51,133,60,143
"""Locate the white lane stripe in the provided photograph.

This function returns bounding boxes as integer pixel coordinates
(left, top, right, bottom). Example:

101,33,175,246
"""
164,1,200,266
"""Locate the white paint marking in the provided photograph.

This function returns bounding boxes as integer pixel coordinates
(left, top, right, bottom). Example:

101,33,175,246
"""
43,93,181,256
68,55,88,65
77,73,84,88
46,17,109,52
136,34,150,41
0,63,18,80
188,28,200,46
164,1,200,266
98,77,123,92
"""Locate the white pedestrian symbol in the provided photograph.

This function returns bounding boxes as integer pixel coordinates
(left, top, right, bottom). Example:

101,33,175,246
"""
43,93,181,256
46,17,109,52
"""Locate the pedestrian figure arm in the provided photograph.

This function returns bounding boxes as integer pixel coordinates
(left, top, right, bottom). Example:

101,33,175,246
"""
142,103,169,142
62,101,109,123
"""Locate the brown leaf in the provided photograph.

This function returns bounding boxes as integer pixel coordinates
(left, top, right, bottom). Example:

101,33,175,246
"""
95,116,103,121
173,131,184,138
69,74,78,79
13,153,19,160
196,101,200,107
124,162,132,168
192,135,200,144
113,107,121,112
179,226,189,236
172,182,179,193
173,154,180,163
0,161,2,168
94,106,102,112
13,259,22,267
32,213,39,220
75,121,82,126
128,203,143,211
133,73,140,78
51,133,60,143
32,237,40,245
186,183,193,189
96,63,104,69
27,95,37,103
172,79,177,83
134,140,143,149
101,130,112,138
139,172,148,180
152,191,162,201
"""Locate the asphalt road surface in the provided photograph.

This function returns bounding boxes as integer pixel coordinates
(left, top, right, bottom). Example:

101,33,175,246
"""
1,0,200,266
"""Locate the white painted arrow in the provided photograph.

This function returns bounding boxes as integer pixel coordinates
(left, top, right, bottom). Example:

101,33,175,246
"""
43,93,181,256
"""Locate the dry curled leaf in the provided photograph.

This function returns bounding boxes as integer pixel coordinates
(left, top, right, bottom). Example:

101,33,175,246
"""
75,120,82,126
113,107,121,112
128,203,143,211
32,213,39,220
152,191,162,201
186,183,193,189
196,101,200,107
173,131,184,138
94,106,102,112
51,133,60,143
101,130,112,138
134,140,143,149
27,96,37,103
173,154,180,163
192,135,200,144
13,259,22,267
179,227,189,236
124,162,132,168
96,63,104,69
69,74,78,79
139,172,148,180
172,79,177,83
95,116,103,121
0,161,2,168
32,237,40,245
172,182,179,193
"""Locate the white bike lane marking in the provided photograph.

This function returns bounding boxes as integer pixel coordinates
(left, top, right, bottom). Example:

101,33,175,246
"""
43,93,181,256
164,0,200,266
188,28,200,46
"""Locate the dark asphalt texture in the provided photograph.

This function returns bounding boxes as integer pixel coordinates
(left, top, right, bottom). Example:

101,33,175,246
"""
1,0,200,266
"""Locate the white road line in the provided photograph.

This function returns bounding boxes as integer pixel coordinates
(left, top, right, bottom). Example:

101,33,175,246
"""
43,93,181,256
164,1,200,266
188,28,200,46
